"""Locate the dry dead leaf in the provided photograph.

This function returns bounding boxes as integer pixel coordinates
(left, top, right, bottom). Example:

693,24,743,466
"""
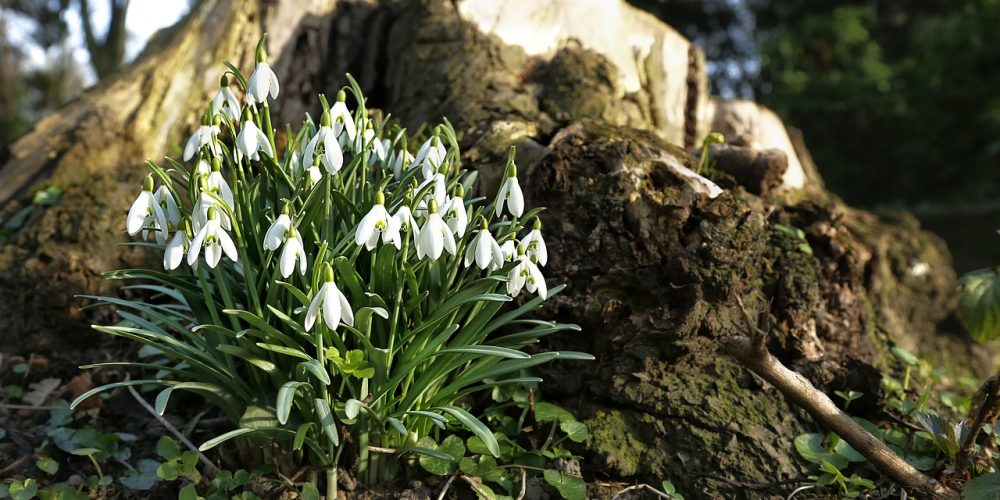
22,377,61,406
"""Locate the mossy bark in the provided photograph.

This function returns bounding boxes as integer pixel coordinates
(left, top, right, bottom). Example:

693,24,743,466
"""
0,0,986,496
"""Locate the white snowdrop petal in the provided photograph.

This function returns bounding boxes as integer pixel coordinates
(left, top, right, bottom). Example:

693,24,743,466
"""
321,284,342,330
338,289,354,327
126,192,150,235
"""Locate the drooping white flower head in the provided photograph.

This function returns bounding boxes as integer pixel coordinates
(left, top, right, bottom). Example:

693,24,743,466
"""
464,220,504,271
153,185,180,230
355,127,386,164
390,148,415,179
182,124,221,161
500,240,516,262
355,191,401,250
164,220,193,271
303,112,344,175
444,187,467,237
263,212,292,251
187,207,238,269
414,173,448,216
414,135,447,179
246,60,279,107
126,175,169,244
506,246,547,299
204,158,235,210
522,218,548,267
212,74,241,123
235,119,273,163
305,264,355,332
279,228,308,278
495,163,524,218
329,90,357,142
415,199,457,260
392,205,419,236
192,177,232,231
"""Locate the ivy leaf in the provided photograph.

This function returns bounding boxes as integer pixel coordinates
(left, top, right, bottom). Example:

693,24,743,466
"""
300,483,320,500
957,267,1000,341
156,436,181,460
534,402,574,423
543,470,586,500
417,435,464,475
793,433,848,469
560,420,589,443
964,472,1000,500
459,455,497,478
35,457,59,475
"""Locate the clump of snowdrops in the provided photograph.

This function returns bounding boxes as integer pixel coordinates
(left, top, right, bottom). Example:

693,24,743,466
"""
72,35,588,496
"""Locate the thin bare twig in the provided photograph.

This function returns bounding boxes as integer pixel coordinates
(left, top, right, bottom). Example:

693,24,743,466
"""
368,446,399,454
723,297,958,500
786,485,814,500
0,404,65,411
955,375,1000,477
126,381,219,477
0,455,28,476
459,475,492,498
436,472,459,500
612,483,672,499
516,467,527,500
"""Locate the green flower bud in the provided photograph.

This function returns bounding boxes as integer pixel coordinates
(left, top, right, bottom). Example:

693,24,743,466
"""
323,262,335,283
211,157,222,172
220,74,229,88
533,217,541,230
375,190,385,205
336,89,347,103
255,34,268,63
321,111,331,127
207,206,218,221
142,175,154,192
428,199,439,214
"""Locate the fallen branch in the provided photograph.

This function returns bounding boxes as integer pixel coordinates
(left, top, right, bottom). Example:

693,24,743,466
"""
723,298,958,500
954,374,1000,478
126,381,219,477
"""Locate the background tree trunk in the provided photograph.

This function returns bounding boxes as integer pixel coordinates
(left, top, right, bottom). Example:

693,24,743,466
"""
0,0,989,496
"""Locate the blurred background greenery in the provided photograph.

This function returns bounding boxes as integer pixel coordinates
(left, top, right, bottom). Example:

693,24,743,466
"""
1,0,998,269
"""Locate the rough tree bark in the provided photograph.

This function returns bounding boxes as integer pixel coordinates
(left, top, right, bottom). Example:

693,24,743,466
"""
0,0,990,496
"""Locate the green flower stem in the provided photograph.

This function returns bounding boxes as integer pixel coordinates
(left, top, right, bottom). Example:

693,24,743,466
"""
262,102,277,157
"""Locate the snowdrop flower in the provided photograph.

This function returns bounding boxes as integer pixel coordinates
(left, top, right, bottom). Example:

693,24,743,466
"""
414,135,447,179
212,75,241,122
464,219,504,270
444,186,467,236
356,127,386,164
495,163,524,217
193,177,232,230
330,90,356,142
390,148,415,179
263,209,292,251
187,207,238,269
126,175,169,244
279,228,308,278
393,205,419,236
164,220,193,271
153,185,180,229
500,240,516,262
235,118,273,163
304,264,355,332
182,124,220,161
205,158,235,210
415,199,456,260
355,191,401,250
507,246,547,299
303,112,344,174
522,218,548,266
246,39,279,106
414,172,448,215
